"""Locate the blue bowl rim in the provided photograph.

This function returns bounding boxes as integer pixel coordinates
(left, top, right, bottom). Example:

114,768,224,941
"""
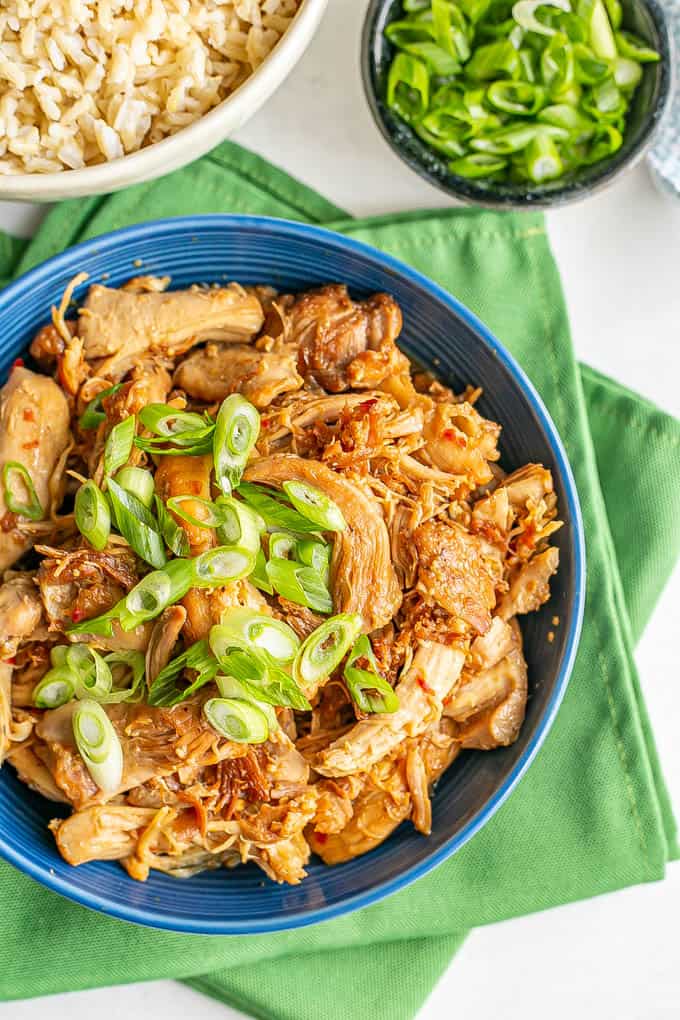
0,214,586,934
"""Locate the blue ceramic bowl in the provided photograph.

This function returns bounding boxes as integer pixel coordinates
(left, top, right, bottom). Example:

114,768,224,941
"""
0,216,585,933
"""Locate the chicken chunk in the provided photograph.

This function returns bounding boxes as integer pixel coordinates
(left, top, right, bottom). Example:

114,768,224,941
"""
0,575,44,763
291,285,407,392
497,547,560,619
414,519,498,634
78,283,264,379
50,805,158,864
422,400,500,486
244,455,402,631
0,366,70,570
174,341,302,408
314,641,465,777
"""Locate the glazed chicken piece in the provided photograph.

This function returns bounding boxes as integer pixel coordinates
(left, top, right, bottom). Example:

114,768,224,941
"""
145,605,187,683
7,745,70,803
78,283,264,379
173,340,302,408
290,285,408,393
314,640,465,777
497,547,560,619
500,463,554,509
414,519,498,635
422,400,501,487
245,455,402,632
51,805,159,864
0,366,70,571
0,575,45,763
309,717,460,864
446,620,528,750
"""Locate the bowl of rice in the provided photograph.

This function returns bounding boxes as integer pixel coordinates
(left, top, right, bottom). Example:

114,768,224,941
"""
0,0,327,201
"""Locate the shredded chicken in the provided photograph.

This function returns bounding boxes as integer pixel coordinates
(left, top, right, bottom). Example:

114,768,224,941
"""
2,274,562,885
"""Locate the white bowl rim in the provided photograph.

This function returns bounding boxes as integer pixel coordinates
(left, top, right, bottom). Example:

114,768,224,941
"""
0,0,327,199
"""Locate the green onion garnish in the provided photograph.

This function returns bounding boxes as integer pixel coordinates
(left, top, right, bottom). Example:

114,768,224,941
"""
281,480,346,532
147,638,219,707
67,643,113,700
266,557,333,614
296,538,331,580
383,0,660,185
217,608,300,663
192,545,255,586
292,613,362,697
79,383,123,430
33,668,75,709
344,634,400,714
72,699,123,793
74,480,111,551
122,558,191,626
99,651,145,704
236,481,323,534
203,697,269,744
138,405,211,439
167,495,228,530
269,531,298,560
154,494,190,557
250,547,273,594
106,477,167,569
103,415,135,477
216,675,278,731
211,643,311,711
2,461,43,520
114,466,154,508
213,394,260,496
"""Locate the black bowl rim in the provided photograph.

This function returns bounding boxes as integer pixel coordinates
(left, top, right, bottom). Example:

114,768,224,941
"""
361,0,675,209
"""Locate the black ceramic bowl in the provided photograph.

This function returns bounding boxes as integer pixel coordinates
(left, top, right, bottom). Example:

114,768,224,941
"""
362,0,673,208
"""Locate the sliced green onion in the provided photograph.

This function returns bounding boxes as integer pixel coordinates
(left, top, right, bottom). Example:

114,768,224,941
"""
2,461,43,520
134,435,214,457
579,0,617,59
487,80,546,114
269,531,298,560
266,557,333,614
216,675,278,729
512,0,571,37
614,30,660,63
465,40,520,81
573,42,611,83
215,496,264,550
147,638,219,707
103,415,135,477
72,699,123,793
33,668,75,709
432,0,470,61
123,560,189,625
399,40,461,75
281,480,346,532
67,643,113,700
209,635,311,711
603,0,621,30
296,538,331,580
250,547,273,594
613,56,642,90
540,32,575,91
167,495,226,530
154,494,190,557
203,697,269,744
79,383,123,430
343,634,400,714
236,481,330,534
50,645,69,668
213,394,260,497
216,609,300,663
387,52,430,122
470,123,540,153
114,466,154,508
74,480,111,551
100,651,145,704
449,153,508,177
292,613,362,696
582,122,622,163
192,545,255,587
138,404,212,439
107,477,167,570
538,102,595,140
525,131,564,180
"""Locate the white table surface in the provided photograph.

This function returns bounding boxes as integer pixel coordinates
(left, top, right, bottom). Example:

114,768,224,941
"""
2,3,679,1019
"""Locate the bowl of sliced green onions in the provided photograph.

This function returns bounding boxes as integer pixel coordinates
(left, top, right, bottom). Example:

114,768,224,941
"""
362,0,672,205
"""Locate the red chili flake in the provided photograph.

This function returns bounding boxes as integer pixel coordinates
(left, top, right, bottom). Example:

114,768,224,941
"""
314,832,328,845
416,675,434,695
358,398,378,413
22,408,35,422
3,656,16,665
261,417,271,428
11,357,24,370
442,428,456,439
70,608,85,623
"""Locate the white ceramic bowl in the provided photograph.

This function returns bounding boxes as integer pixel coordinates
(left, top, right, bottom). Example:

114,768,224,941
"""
0,0,327,203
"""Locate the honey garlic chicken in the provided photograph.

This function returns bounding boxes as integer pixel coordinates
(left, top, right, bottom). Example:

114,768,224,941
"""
0,274,561,885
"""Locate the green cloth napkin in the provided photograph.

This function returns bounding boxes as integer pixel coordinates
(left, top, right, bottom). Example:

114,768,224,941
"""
1,143,678,1020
